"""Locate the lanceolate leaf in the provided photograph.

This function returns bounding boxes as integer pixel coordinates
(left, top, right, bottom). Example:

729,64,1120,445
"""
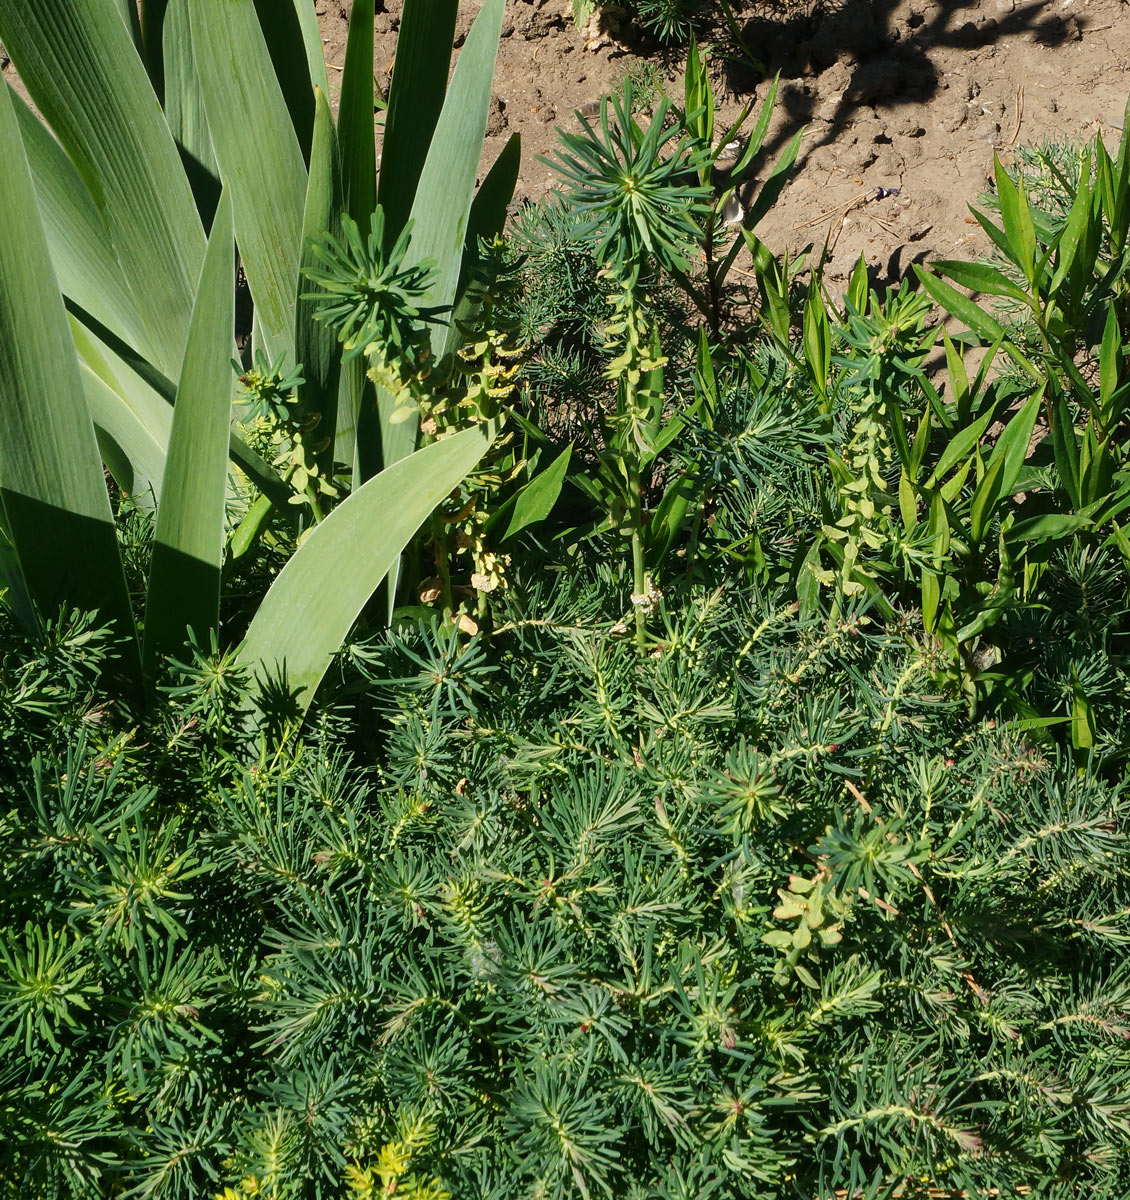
502,446,573,540
380,0,506,494
242,422,496,714
297,91,345,482
914,266,1007,344
189,0,308,365
10,85,153,360
447,133,522,358
251,0,327,164
0,0,206,380
0,81,137,666
143,193,236,676
161,0,222,228
377,0,459,244
69,318,172,501
405,0,506,358
338,0,377,233
929,259,1033,308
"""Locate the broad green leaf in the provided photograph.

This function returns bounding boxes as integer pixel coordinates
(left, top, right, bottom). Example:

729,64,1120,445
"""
968,205,1020,268
338,0,377,232
1049,152,1094,293
1004,511,1091,545
846,255,869,316
113,0,144,51
286,0,330,101
250,0,326,162
378,0,459,243
241,422,496,715
144,193,236,676
920,565,940,633
9,86,153,359
925,413,994,489
406,0,506,359
683,35,713,148
647,470,698,566
0,0,206,380
909,406,932,479
503,447,573,540
69,317,175,501
449,133,523,350
914,266,1007,344
1070,671,1095,751
379,0,506,491
929,259,1033,308
994,156,1037,287
78,359,168,503
969,391,1041,546
1051,391,1081,509
72,305,294,516
0,81,137,666
1099,305,1121,421
190,0,308,364
161,0,222,225
803,283,830,407
296,90,345,483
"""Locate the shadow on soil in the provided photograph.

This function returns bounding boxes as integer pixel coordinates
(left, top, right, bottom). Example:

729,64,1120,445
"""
717,0,1082,165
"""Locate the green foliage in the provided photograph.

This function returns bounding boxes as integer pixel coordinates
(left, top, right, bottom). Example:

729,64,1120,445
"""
304,212,444,369
543,83,712,281
636,0,701,44
3,13,1130,1200
0,2,514,719
2,579,1128,1198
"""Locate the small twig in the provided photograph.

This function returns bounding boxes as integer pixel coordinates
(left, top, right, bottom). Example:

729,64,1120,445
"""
1009,84,1024,145
327,62,344,72
795,192,867,231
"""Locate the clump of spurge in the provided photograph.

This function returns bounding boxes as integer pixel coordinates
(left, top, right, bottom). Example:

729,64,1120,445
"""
304,208,446,424
543,81,712,648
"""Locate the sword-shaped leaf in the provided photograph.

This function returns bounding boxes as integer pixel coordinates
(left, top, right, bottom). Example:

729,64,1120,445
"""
297,91,345,482
242,422,495,715
0,0,205,380
189,0,308,364
338,0,377,232
0,81,137,671
143,194,236,676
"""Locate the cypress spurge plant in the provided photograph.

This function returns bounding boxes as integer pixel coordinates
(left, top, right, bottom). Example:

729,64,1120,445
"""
544,82,712,647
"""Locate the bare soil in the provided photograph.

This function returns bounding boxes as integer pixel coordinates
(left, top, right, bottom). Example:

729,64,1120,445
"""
316,0,1130,290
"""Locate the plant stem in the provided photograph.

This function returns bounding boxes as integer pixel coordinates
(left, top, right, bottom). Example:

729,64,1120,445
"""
432,512,453,622
631,519,647,651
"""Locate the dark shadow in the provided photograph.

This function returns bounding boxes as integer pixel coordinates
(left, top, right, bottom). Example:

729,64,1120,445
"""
0,491,142,700
251,662,307,745
875,242,932,291
712,0,1074,169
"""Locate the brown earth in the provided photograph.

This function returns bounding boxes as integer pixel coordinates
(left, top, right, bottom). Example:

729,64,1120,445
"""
316,0,1129,291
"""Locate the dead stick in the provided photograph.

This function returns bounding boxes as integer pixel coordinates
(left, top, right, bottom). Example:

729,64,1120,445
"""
1009,84,1024,145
